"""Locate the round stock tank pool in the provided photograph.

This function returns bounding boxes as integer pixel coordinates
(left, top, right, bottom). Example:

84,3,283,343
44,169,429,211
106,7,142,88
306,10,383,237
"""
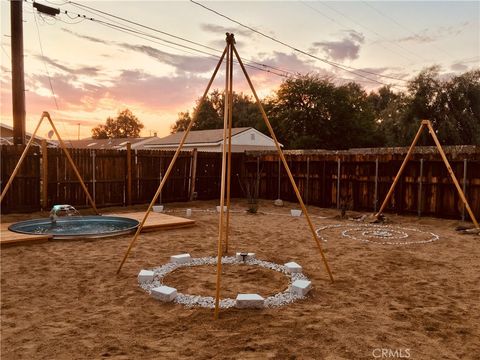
8,216,139,240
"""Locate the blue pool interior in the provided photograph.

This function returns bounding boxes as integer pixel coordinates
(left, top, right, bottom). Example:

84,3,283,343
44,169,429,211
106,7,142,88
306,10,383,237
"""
8,216,140,239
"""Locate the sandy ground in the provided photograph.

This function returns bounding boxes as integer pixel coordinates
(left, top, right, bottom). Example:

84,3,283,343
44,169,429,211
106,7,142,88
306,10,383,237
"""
1,200,479,360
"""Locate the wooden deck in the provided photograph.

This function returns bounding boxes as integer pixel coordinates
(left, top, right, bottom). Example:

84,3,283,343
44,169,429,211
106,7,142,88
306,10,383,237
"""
0,212,195,247
112,211,195,232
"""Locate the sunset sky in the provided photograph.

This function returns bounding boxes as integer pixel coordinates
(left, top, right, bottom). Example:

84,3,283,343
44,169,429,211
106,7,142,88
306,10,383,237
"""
1,1,479,140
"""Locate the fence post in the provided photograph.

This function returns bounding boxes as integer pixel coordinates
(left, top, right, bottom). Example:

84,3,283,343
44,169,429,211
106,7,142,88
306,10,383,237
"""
462,159,467,221
41,140,48,211
374,157,379,212
306,156,310,205
277,156,281,199
126,142,132,206
418,158,424,217
256,156,260,200
336,158,341,209
189,148,198,200
92,150,96,204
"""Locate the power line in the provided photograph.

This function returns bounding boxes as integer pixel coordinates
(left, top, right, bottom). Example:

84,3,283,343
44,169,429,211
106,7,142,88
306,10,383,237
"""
361,1,453,60
33,10,59,110
64,1,293,78
317,1,428,63
300,1,418,65
25,0,293,78
189,0,408,87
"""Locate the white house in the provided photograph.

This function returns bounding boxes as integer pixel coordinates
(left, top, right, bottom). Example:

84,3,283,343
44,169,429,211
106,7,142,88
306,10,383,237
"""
144,127,280,152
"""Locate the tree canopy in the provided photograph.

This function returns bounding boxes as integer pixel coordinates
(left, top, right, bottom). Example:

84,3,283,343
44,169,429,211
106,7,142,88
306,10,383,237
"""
92,109,144,139
173,68,479,149
170,90,264,134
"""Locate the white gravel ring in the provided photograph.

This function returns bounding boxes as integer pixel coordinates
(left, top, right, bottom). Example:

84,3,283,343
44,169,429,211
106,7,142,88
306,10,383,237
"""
139,256,311,309
316,223,439,245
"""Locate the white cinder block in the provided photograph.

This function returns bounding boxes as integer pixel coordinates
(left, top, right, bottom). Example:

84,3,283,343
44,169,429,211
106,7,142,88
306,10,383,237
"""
235,252,256,261
235,294,264,309
290,209,302,217
170,253,191,264
216,205,228,213
138,269,154,283
284,261,302,273
153,205,164,212
291,280,312,296
151,286,177,302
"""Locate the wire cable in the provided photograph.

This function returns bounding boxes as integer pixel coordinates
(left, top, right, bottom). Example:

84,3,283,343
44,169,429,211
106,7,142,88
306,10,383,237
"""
189,0,407,87
33,10,59,110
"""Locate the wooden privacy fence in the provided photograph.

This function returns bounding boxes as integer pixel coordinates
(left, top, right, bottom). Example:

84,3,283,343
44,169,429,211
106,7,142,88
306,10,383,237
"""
242,146,480,221
1,144,479,221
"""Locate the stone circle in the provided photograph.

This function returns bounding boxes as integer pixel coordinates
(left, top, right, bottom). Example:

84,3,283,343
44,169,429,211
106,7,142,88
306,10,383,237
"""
139,256,311,308
316,223,439,245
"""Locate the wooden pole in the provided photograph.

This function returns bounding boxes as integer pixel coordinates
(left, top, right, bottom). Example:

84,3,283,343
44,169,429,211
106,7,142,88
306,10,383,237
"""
11,0,26,145
336,158,341,209
224,43,234,255
418,158,424,217
41,139,48,210
214,37,232,319
126,142,132,206
375,121,426,217
45,113,99,215
189,148,198,201
373,157,378,212
425,121,479,228
462,159,467,221
233,44,334,283
117,47,228,274
306,157,310,205
0,113,45,203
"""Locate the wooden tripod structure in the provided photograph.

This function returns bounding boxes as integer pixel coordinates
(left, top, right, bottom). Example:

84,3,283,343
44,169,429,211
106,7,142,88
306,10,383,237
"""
116,34,334,319
375,119,478,228
0,111,99,214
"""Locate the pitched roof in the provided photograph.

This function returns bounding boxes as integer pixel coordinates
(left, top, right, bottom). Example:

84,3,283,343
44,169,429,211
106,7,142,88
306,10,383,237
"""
147,127,251,146
57,137,157,149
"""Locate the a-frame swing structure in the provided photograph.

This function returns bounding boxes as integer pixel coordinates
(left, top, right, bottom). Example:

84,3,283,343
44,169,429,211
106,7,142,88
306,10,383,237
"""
375,119,479,228
0,111,99,214
116,33,334,319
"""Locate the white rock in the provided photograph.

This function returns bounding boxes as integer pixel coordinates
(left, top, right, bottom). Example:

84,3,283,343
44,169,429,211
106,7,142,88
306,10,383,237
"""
170,253,191,264
284,261,302,273
151,286,177,302
138,269,154,283
290,209,302,217
235,252,256,261
291,279,312,296
235,294,264,309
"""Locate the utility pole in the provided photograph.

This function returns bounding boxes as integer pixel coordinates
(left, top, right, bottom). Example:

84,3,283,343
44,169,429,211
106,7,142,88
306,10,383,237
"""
11,0,26,145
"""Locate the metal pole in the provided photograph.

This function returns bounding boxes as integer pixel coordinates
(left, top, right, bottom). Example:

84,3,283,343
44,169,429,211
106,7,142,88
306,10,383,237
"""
462,159,467,221
418,158,423,217
374,157,379,212
336,158,341,209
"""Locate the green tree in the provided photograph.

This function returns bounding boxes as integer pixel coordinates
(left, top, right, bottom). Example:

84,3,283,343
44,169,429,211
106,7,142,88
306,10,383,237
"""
171,90,264,133
268,74,380,149
92,109,144,138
